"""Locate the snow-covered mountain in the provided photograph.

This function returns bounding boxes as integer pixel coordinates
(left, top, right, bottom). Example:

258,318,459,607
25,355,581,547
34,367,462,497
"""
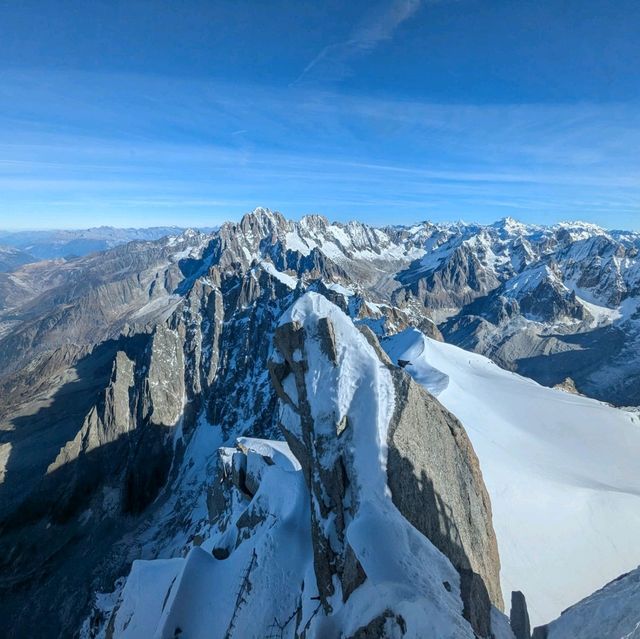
1,208,639,638
3,210,640,404
99,293,508,639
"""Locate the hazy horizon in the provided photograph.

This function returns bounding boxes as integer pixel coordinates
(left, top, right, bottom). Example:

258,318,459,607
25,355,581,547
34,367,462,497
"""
0,209,637,234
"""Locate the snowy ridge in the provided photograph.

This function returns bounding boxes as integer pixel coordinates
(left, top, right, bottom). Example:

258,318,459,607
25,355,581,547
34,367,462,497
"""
542,566,640,639
100,294,508,639
278,293,481,636
503,264,560,297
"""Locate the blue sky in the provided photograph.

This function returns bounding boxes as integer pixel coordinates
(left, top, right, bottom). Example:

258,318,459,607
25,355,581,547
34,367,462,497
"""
0,0,639,230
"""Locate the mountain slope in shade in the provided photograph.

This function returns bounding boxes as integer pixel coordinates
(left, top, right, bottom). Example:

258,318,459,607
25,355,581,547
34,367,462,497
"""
383,328,640,627
535,566,640,639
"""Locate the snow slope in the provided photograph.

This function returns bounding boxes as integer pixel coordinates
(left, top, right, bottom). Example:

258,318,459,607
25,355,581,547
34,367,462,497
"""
383,329,640,627
544,566,640,639
107,433,485,638
108,435,315,639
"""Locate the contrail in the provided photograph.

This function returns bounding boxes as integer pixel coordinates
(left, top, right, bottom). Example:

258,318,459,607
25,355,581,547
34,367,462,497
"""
292,0,423,86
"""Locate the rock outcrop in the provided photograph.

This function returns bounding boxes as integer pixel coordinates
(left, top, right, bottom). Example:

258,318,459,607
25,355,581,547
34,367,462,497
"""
552,377,580,395
269,292,502,637
510,591,531,639
386,364,503,629
47,350,136,474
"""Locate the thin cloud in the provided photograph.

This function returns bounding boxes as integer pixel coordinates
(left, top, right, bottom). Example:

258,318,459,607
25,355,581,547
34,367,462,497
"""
2,69,640,228
293,0,423,86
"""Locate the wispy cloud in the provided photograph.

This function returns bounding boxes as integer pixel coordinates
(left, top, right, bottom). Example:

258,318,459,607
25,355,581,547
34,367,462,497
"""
1,69,639,229
293,0,423,86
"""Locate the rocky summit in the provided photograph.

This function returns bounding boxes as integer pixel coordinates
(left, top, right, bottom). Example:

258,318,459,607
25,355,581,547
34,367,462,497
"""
1,208,640,638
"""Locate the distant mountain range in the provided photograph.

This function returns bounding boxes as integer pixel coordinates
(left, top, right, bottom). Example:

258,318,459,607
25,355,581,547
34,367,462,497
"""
3,212,640,405
0,245,34,272
1,209,639,638
0,225,217,262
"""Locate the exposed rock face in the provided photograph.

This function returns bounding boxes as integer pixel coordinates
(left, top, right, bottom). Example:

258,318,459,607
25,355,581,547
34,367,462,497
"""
28,322,187,522
270,316,359,610
396,243,501,314
510,591,531,639
552,377,580,395
47,350,135,474
385,369,502,612
531,627,548,639
141,325,185,427
269,293,502,637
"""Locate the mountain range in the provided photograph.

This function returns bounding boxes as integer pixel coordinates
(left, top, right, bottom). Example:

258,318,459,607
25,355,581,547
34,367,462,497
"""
1,208,639,638
0,226,216,262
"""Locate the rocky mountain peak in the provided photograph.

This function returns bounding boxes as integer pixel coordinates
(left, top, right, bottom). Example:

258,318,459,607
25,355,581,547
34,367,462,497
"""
298,213,331,232
239,206,288,235
267,292,502,636
492,216,532,238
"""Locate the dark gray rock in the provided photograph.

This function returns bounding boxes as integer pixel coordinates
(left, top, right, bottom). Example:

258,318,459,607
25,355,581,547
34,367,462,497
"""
531,626,548,639
459,569,493,639
348,610,407,638
510,591,531,639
